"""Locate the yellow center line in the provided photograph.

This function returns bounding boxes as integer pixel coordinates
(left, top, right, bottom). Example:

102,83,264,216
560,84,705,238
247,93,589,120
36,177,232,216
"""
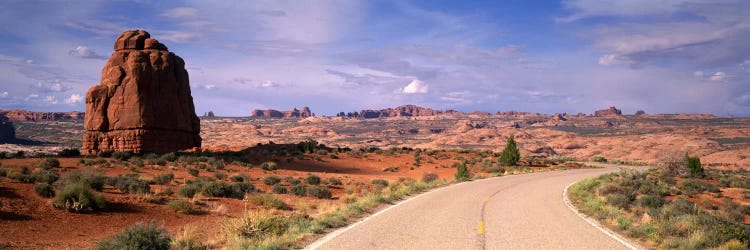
477,221,485,235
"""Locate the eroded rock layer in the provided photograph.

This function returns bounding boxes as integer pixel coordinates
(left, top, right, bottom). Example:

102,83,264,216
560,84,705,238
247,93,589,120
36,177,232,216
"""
82,30,200,154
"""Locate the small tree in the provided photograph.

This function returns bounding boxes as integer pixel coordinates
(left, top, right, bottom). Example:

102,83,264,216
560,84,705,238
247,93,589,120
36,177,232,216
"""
455,161,470,182
685,153,704,178
499,136,520,166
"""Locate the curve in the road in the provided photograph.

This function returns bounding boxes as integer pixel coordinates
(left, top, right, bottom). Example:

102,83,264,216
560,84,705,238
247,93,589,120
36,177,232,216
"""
307,166,640,250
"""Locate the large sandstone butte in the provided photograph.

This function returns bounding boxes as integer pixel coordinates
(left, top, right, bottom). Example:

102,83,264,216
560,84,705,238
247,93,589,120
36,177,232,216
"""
251,107,313,118
82,30,200,154
0,114,15,143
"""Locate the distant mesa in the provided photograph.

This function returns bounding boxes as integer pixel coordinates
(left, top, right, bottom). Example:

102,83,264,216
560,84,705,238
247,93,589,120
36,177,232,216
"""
251,107,313,118
0,114,15,143
0,110,84,122
203,111,215,117
594,106,622,117
635,110,647,116
82,30,201,155
496,110,532,116
339,104,458,119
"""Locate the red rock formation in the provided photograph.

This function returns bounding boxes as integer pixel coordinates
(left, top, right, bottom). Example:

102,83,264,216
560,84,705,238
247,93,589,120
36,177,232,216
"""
495,110,531,116
203,111,215,117
82,30,201,155
0,114,15,143
251,107,313,118
358,105,448,118
0,110,84,121
594,106,622,117
635,110,647,116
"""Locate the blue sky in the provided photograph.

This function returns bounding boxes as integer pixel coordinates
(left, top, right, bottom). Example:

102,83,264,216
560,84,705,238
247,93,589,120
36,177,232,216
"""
0,0,749,116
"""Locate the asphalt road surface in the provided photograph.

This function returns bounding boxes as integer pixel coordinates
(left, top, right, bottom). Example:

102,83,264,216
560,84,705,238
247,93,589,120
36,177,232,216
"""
308,166,638,250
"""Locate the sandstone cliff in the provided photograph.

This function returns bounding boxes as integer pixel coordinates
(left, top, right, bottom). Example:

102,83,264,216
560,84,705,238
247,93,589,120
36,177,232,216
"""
251,107,313,118
82,30,201,154
0,110,84,121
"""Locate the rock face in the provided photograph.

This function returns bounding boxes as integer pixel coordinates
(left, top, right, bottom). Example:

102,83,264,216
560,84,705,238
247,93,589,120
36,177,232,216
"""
358,105,446,118
594,106,622,117
82,30,201,155
0,114,15,143
203,111,215,117
251,107,313,118
0,110,84,121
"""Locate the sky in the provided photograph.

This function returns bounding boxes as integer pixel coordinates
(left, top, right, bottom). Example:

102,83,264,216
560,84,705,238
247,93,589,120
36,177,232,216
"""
0,0,749,117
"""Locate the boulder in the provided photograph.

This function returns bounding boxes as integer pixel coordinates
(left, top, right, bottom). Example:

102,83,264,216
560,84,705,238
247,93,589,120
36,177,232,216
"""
82,30,201,155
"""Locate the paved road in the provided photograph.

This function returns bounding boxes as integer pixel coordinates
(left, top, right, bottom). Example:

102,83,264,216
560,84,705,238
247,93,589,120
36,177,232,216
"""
308,166,637,250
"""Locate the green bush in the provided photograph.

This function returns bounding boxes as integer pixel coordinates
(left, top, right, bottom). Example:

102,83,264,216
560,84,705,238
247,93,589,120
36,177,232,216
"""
34,169,59,184
327,177,343,186
263,176,282,185
200,181,255,199
591,156,607,163
95,221,171,250
307,186,332,199
638,195,666,209
499,136,520,166
249,193,290,210
179,184,200,198
57,148,81,157
115,175,151,194
214,171,227,180
305,174,321,185
260,161,277,171
454,162,470,181
53,182,106,212
371,179,389,188
679,180,718,196
62,170,107,191
187,168,199,177
34,183,55,198
151,173,174,185
272,184,288,194
290,184,306,196
112,151,133,161
421,172,439,183
167,199,193,214
685,154,704,178
39,158,60,170
231,174,249,183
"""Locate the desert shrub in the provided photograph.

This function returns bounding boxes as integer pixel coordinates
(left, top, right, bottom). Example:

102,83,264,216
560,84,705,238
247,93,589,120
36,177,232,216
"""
167,199,193,214
499,135,521,166
260,161,277,171
591,156,608,163
290,184,306,196
249,193,290,210
329,154,339,159
327,177,343,186
679,180,718,196
208,157,224,169
62,170,108,191
421,172,439,183
112,151,132,161
39,158,60,170
179,184,200,198
13,173,36,183
225,211,291,242
214,171,227,180
305,174,321,185
285,177,301,185
454,162,470,181
115,175,151,194
685,154,704,178
53,182,106,212
272,184,287,194
605,193,632,209
638,195,666,209
95,221,171,250
187,168,199,177
34,183,55,198
307,186,332,199
0,167,8,177
57,148,81,157
371,179,389,188
159,152,177,162
151,173,174,185
20,166,30,174
263,176,282,185
231,174,249,183
33,169,59,184
200,181,254,199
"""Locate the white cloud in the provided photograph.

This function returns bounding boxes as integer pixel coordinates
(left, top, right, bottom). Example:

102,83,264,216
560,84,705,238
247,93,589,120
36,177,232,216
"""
0,91,8,98
401,79,429,94
45,95,58,104
598,54,634,66
693,71,704,77
32,81,71,93
261,80,277,88
162,7,199,18
710,71,727,81
68,45,107,59
64,93,83,104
